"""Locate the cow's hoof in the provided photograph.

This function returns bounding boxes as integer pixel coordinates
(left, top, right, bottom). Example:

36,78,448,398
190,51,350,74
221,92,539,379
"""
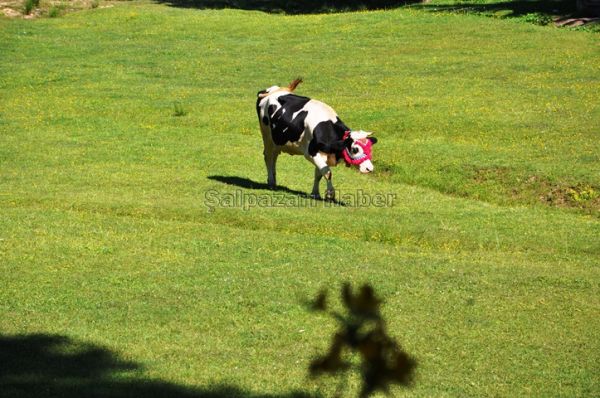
267,184,277,190
310,193,321,200
325,190,335,201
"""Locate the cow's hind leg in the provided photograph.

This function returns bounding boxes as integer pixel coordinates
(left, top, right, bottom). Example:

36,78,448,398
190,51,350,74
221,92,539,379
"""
323,169,335,201
264,148,278,189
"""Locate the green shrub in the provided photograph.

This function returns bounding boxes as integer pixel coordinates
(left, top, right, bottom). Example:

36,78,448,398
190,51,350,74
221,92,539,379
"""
567,186,599,203
48,6,61,18
23,0,40,15
522,12,553,26
172,102,188,117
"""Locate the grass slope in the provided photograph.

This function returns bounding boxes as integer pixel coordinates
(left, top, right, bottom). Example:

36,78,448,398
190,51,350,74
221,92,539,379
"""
1,2,599,397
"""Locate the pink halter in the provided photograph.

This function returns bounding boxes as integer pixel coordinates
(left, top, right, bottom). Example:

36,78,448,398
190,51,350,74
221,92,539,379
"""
342,131,373,166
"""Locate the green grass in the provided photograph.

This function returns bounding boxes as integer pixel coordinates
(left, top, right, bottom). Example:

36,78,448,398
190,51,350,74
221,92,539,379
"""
1,2,599,397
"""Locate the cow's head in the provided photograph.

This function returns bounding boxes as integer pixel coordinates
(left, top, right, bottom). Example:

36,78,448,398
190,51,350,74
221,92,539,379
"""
342,130,378,174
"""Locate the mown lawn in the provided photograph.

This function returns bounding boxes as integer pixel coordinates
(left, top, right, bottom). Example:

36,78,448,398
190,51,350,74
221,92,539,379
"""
1,1,599,397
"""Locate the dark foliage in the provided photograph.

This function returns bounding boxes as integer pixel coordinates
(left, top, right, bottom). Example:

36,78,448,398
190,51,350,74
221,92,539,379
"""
154,0,421,14
418,0,581,18
308,283,417,398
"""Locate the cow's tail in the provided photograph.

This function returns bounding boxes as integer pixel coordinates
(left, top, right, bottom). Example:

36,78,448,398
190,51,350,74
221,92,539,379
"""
257,78,303,99
287,77,303,92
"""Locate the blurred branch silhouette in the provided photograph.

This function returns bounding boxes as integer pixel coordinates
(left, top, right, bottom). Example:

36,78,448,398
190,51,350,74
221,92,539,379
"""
308,283,417,398
2,286,415,398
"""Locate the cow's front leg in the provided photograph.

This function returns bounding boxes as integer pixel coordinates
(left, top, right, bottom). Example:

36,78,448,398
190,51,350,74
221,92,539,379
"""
311,154,335,200
311,166,323,199
264,149,278,189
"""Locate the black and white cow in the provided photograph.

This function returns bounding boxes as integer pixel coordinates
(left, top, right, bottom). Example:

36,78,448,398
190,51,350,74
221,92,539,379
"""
256,78,378,200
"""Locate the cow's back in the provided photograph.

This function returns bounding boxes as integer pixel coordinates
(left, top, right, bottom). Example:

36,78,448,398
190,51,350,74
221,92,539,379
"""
258,92,341,151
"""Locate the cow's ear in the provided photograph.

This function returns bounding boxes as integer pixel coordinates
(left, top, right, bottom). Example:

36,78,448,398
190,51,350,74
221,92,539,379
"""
368,137,378,145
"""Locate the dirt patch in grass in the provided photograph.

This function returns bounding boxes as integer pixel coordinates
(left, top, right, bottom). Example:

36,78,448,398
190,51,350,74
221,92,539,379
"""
539,182,600,209
472,166,600,214
378,162,599,215
1,0,116,19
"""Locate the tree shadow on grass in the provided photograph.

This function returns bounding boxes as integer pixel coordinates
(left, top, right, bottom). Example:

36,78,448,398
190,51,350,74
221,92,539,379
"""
207,175,346,206
0,334,317,398
414,0,580,18
154,0,420,14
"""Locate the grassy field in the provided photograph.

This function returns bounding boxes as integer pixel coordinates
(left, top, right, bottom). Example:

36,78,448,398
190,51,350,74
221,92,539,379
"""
1,1,599,397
